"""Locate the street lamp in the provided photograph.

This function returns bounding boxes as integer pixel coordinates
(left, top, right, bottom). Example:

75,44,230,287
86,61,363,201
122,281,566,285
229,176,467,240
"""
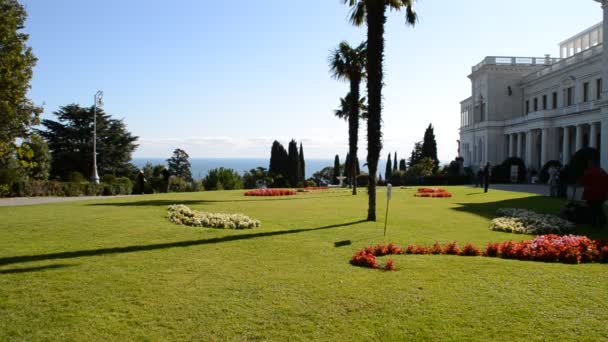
92,90,103,184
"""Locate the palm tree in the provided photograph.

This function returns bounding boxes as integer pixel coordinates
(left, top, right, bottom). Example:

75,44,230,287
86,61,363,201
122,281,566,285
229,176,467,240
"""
329,41,367,196
343,0,417,221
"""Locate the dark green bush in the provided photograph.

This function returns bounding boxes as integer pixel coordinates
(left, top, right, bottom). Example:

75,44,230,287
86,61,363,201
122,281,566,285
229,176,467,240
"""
568,147,600,184
203,168,243,190
491,157,527,183
356,174,369,187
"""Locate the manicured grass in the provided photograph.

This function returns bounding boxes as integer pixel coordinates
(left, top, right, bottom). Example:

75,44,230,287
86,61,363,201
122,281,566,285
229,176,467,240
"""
0,186,607,341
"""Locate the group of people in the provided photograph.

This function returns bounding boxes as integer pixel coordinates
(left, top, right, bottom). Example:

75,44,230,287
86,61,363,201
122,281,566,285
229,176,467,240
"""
547,165,568,198
135,168,171,194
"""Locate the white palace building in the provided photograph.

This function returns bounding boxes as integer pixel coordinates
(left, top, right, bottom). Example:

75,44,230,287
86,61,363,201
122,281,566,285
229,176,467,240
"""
459,0,608,172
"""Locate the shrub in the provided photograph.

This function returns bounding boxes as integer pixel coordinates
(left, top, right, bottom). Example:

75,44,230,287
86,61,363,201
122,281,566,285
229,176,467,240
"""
204,167,243,191
167,204,261,229
68,171,86,183
491,157,527,183
244,189,296,196
384,259,396,271
460,243,482,256
442,241,460,255
356,174,369,187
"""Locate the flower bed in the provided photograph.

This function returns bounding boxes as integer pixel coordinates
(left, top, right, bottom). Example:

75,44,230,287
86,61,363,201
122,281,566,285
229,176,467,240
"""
414,187,452,198
167,205,261,229
244,189,297,196
350,235,608,269
490,208,575,235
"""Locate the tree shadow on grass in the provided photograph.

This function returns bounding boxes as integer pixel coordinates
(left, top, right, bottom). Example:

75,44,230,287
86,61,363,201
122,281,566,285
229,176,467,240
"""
452,196,608,240
0,264,76,274
0,220,368,267
88,194,351,207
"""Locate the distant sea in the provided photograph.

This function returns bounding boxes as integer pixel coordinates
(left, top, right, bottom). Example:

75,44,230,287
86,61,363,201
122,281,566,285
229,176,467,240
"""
132,158,347,180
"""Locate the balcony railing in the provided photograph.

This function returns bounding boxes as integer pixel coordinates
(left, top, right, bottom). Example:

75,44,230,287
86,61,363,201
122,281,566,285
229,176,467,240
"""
472,56,560,73
522,44,603,83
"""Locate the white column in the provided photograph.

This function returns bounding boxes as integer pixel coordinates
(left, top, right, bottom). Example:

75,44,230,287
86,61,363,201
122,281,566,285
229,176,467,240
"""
518,132,525,159
575,125,584,152
525,131,533,168
590,123,599,148
541,128,549,166
563,126,571,165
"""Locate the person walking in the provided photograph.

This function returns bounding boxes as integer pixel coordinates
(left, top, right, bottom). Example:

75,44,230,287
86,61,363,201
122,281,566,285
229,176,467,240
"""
581,160,608,228
483,163,491,193
137,170,146,195
548,165,558,197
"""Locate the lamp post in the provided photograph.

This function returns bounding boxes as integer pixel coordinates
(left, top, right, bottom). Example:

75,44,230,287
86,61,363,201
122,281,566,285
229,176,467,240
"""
92,90,103,184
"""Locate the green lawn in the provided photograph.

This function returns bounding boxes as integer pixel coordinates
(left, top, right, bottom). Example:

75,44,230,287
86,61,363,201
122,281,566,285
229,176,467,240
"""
0,186,607,341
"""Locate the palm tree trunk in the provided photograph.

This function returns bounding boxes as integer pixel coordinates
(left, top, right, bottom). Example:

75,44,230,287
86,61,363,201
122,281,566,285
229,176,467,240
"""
349,77,361,196
365,1,385,221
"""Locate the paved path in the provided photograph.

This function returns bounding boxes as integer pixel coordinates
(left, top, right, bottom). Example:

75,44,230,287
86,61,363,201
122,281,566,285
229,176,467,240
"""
470,184,550,196
0,195,128,207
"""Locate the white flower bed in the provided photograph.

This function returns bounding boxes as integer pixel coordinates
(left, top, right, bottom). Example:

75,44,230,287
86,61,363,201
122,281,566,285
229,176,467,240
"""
167,205,261,229
490,208,575,235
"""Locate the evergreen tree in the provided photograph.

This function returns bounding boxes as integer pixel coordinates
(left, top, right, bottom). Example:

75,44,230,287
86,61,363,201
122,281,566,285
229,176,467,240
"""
287,139,300,187
333,154,341,184
299,142,305,183
167,148,192,182
393,152,398,172
385,153,392,181
0,0,43,159
408,141,424,168
17,134,51,180
399,159,407,172
269,140,289,187
421,124,439,172
38,104,138,180
344,152,351,182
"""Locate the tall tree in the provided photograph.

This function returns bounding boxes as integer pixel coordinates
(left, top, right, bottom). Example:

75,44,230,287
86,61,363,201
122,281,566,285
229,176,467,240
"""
299,142,305,183
0,0,42,159
17,134,51,180
333,154,341,185
344,0,418,221
167,148,192,182
399,158,407,172
385,153,392,181
287,139,300,187
38,104,138,180
421,123,439,173
393,151,398,172
0,0,42,158
408,141,424,168
330,40,367,196
269,140,289,187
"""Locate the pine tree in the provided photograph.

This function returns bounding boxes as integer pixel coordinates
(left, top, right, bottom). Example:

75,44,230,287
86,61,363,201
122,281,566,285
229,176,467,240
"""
408,142,424,168
421,124,439,172
167,148,192,182
333,155,341,185
287,139,300,187
385,153,392,181
299,142,305,183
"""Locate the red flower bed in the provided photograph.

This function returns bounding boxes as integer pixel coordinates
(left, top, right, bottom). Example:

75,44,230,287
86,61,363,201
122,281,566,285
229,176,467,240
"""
244,189,297,196
303,186,329,191
350,235,608,270
350,243,403,271
414,188,452,198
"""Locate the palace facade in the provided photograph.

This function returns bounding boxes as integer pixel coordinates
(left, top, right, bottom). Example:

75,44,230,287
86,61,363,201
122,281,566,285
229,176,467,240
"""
459,0,608,172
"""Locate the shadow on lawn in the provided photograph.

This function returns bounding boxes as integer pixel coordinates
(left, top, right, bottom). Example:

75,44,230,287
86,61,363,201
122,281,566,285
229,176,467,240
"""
0,264,76,274
88,194,350,207
453,195,608,240
0,220,367,267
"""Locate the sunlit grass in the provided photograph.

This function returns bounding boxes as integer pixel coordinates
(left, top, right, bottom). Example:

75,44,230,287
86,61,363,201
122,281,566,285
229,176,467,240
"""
0,187,606,341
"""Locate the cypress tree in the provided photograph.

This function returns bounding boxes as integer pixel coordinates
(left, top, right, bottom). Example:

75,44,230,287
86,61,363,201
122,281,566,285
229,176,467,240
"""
393,152,398,172
333,155,341,185
269,140,289,185
344,152,351,182
287,139,300,187
408,142,423,168
421,124,439,172
385,153,392,181
299,142,305,183
399,159,407,172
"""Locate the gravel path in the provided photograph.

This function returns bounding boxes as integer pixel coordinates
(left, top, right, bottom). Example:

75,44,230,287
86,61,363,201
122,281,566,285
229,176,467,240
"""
0,195,129,207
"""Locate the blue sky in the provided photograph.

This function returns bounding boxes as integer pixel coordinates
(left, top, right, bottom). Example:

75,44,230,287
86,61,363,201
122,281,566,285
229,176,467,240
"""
22,0,601,162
